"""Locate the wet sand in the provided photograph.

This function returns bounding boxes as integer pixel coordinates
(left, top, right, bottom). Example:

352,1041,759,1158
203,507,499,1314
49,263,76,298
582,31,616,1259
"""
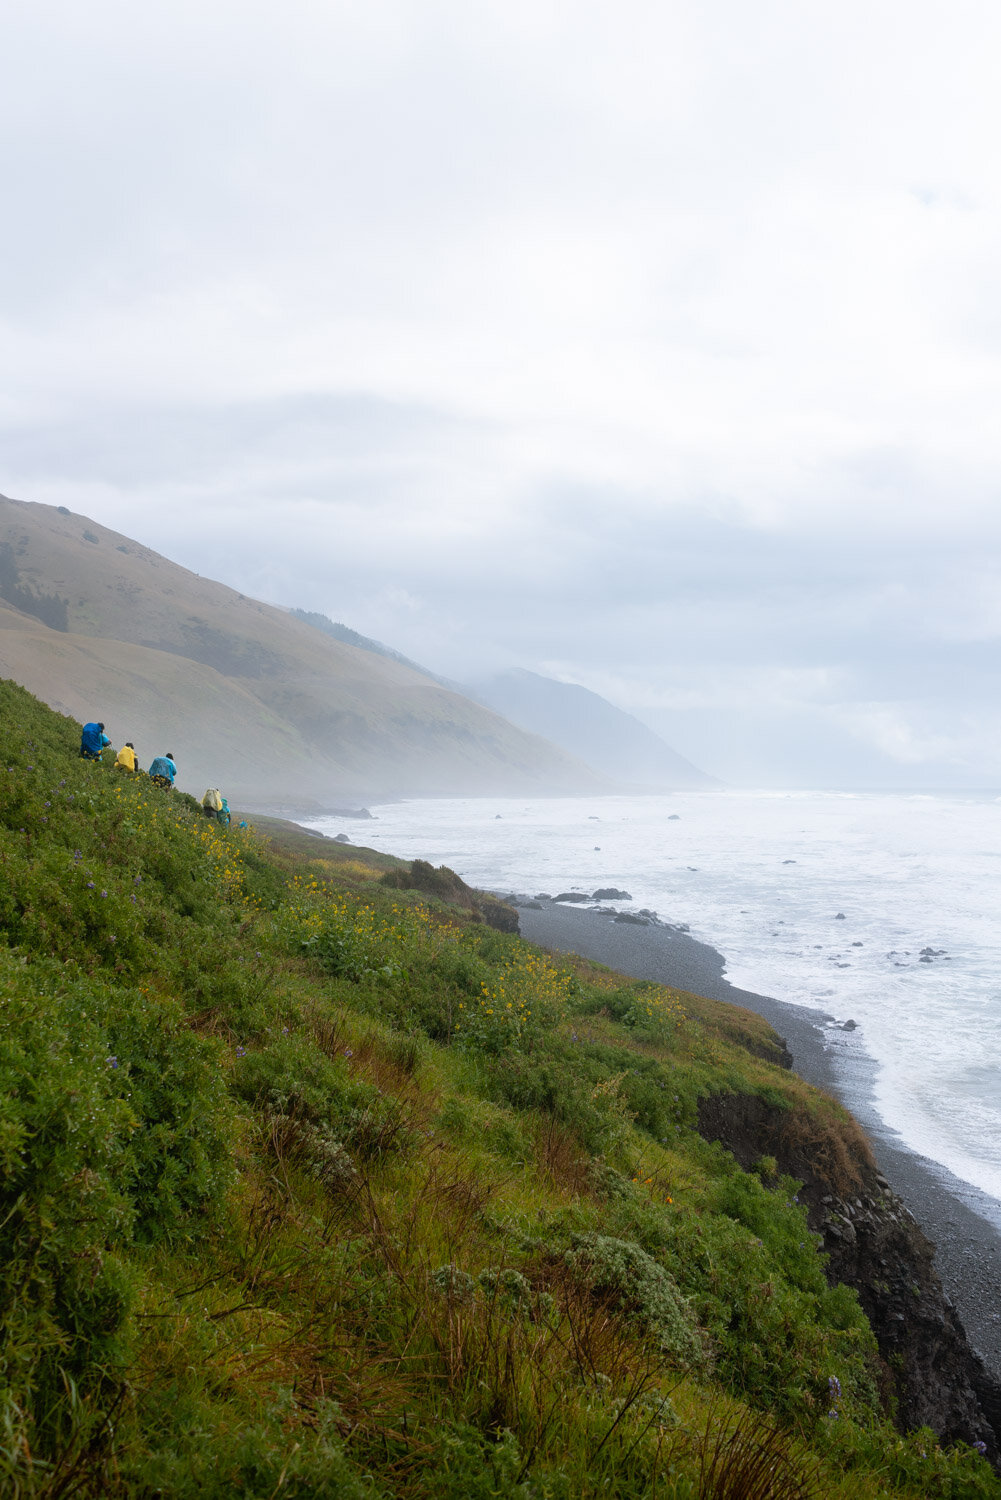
514,898,1001,1381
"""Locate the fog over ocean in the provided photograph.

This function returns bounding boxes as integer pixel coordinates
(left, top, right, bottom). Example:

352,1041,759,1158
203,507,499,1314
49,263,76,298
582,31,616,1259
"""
308,790,1001,1223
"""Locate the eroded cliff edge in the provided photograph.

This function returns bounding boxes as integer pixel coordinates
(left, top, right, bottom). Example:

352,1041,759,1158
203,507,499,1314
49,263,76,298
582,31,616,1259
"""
698,1089,1001,1463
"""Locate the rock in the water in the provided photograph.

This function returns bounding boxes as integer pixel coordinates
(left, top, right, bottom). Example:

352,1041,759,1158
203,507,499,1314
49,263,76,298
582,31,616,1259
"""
835,912,846,920
667,814,681,820
333,833,351,843
554,891,590,903
593,888,632,901
841,1019,857,1030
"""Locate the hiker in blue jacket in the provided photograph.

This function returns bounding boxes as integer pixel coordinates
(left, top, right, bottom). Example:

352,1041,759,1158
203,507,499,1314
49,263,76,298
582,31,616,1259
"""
149,752,177,790
80,721,111,761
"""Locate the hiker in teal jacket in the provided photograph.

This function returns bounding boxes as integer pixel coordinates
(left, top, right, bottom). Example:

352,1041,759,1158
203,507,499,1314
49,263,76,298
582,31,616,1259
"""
149,753,177,789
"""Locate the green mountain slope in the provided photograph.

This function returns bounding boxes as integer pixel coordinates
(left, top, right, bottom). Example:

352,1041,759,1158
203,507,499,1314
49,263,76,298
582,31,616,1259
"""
0,679,996,1497
0,495,604,805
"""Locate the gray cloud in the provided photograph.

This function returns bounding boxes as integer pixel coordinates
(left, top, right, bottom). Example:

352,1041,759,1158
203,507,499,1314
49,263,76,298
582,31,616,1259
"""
3,1,1001,786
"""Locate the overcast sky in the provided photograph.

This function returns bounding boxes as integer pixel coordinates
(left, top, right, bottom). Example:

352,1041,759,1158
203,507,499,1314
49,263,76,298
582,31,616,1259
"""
3,0,1001,785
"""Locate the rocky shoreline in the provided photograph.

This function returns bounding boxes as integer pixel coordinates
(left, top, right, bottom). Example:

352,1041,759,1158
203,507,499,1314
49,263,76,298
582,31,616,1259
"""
511,893,1001,1458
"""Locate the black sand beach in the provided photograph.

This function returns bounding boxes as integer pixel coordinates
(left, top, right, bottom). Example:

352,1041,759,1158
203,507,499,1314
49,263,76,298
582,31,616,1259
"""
515,898,1001,1382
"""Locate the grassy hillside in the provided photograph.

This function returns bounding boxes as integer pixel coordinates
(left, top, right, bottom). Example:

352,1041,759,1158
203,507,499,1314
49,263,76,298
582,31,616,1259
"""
0,678,996,1497
0,495,603,804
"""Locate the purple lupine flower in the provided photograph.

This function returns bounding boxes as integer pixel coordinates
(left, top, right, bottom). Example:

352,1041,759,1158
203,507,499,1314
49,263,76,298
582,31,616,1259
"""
107,1056,118,1069
101,890,107,898
86,881,95,889
974,1441,988,1455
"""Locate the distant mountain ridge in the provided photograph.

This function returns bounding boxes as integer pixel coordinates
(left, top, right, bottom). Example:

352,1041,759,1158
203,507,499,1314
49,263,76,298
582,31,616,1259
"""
288,608,467,694
289,609,436,679
0,495,605,806
469,669,718,790
288,613,717,790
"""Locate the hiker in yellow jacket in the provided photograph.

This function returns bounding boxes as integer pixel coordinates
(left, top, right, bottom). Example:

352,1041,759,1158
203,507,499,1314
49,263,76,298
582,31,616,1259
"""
114,741,138,773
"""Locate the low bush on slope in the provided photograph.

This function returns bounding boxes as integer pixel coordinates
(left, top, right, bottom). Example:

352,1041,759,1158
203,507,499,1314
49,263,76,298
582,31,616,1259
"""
0,678,996,1497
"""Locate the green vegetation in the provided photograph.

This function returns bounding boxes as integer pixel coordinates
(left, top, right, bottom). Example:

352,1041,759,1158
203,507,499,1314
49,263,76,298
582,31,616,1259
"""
0,677,996,1497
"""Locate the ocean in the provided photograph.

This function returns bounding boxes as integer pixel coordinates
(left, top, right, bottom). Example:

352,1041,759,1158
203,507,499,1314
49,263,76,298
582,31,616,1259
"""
305,790,1001,1225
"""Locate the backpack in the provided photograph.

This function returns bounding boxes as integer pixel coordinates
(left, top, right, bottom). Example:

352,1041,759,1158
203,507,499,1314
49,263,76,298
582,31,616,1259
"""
203,788,223,811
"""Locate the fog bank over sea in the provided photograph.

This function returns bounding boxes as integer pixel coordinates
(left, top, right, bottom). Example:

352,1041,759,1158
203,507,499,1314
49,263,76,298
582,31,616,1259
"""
307,790,1001,1222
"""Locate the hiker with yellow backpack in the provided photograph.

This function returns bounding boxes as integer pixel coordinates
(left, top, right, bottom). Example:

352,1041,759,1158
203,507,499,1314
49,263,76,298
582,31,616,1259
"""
202,788,231,828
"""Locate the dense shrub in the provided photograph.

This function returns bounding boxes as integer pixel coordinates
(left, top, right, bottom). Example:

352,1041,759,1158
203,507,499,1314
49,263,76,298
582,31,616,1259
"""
234,1033,414,1161
0,948,234,1453
565,1233,707,1368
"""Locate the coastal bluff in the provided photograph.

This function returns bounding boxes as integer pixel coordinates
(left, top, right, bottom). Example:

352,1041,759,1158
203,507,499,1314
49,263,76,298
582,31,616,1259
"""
516,895,1001,1467
1,678,997,1495
698,1090,1001,1454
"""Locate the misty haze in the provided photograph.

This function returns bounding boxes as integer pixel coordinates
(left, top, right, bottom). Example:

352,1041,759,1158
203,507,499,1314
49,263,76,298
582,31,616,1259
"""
2,3,1001,1493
